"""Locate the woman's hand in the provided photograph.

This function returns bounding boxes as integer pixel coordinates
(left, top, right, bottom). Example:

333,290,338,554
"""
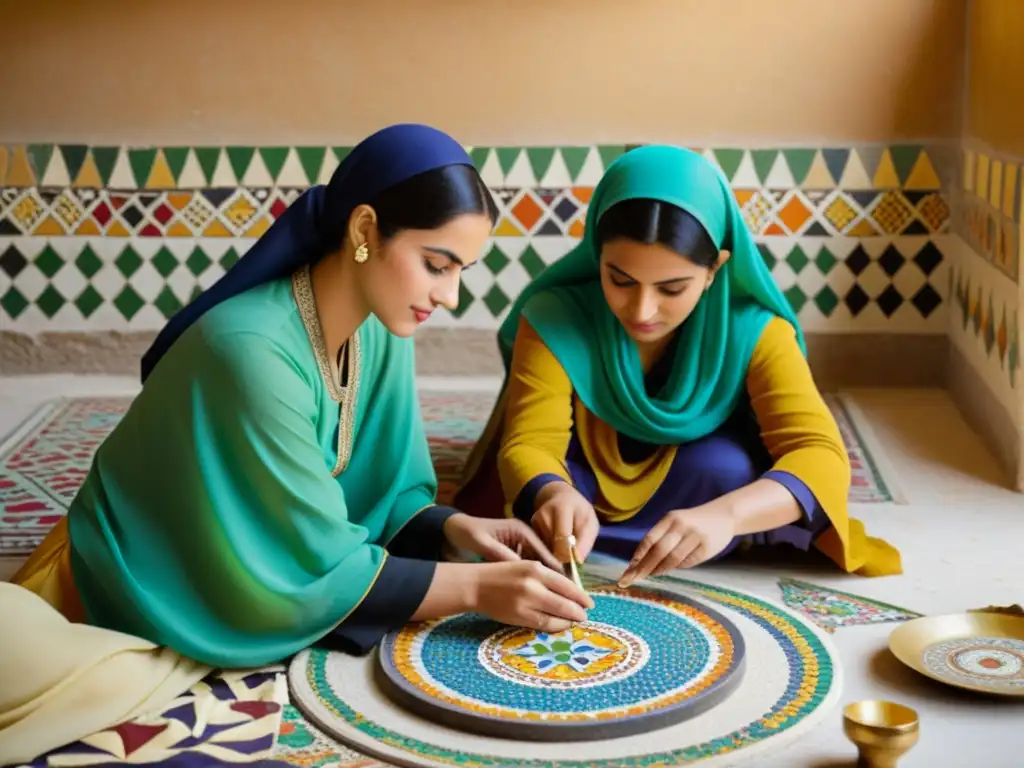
531,482,600,564
618,504,736,587
472,560,594,632
442,513,562,571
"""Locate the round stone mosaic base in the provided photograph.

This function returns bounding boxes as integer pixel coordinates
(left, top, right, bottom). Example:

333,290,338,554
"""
375,586,746,741
921,637,1024,693
289,565,842,767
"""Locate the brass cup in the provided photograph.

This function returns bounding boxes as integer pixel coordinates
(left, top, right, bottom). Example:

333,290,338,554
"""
843,700,920,768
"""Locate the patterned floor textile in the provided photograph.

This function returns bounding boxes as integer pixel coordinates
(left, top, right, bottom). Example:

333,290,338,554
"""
778,577,923,633
21,667,287,767
0,391,896,558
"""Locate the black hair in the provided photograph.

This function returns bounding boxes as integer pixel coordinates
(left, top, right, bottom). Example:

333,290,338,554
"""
595,198,719,268
368,163,499,240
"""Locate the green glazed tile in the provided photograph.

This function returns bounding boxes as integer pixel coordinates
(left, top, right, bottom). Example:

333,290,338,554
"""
59,145,88,183
782,149,815,185
750,150,779,185
296,147,326,185
713,149,744,182
91,147,120,187
28,145,53,182
226,147,255,182
496,148,521,178
163,147,190,183
526,148,555,183
193,148,222,186
560,147,589,183
259,147,289,182
128,148,157,187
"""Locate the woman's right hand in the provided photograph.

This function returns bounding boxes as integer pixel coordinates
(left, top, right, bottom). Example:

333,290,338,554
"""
472,560,594,632
531,481,601,564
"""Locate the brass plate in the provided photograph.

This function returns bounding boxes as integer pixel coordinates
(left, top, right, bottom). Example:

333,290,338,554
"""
888,612,1024,696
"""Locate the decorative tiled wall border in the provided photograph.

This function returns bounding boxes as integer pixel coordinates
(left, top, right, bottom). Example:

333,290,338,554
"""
0,143,953,333
959,143,1021,283
949,261,1020,389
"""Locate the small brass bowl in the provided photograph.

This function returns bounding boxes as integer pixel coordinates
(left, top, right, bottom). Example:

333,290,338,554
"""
842,700,919,767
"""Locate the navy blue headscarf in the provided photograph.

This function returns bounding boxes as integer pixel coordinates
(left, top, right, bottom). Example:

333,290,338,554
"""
140,123,474,382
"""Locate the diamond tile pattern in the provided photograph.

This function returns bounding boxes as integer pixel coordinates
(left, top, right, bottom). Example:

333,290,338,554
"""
0,142,953,333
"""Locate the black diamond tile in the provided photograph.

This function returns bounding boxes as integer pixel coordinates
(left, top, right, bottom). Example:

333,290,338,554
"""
849,190,878,209
121,205,145,227
876,285,904,317
845,245,871,276
902,190,930,206
911,284,942,318
202,189,235,207
877,245,906,277
845,285,870,316
553,197,578,222
913,241,943,275
0,219,20,235
903,219,930,235
804,221,830,236
138,193,160,210
535,219,563,236
0,246,27,278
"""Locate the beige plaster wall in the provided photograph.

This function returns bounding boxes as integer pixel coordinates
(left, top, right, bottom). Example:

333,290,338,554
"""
0,0,965,145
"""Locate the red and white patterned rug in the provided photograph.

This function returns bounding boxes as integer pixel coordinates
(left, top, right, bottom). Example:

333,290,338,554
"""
0,391,898,559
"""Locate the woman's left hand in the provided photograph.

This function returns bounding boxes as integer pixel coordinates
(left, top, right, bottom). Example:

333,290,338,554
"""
618,504,736,587
442,514,562,571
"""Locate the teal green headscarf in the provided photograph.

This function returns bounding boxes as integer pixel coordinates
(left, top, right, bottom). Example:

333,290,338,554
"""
498,145,805,443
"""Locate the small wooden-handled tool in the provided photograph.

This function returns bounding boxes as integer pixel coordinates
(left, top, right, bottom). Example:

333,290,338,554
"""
562,534,586,593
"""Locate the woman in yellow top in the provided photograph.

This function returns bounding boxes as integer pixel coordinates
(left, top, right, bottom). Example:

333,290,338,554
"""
456,145,901,583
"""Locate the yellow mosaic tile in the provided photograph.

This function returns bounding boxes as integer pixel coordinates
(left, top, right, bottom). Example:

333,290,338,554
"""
990,160,1003,209
74,219,102,236
1002,164,1018,219
33,216,65,236
107,220,131,237
11,195,44,230
872,150,901,188
73,154,103,188
224,196,258,228
918,193,951,232
5,146,35,187
870,191,915,234
494,216,524,236
167,221,193,237
203,220,233,237
824,196,857,232
848,217,880,237
55,191,85,229
905,152,942,190
0,146,8,186
146,151,177,189
977,154,991,202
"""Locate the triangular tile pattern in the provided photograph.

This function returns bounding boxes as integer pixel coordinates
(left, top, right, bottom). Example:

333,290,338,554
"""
777,578,922,633
1,144,946,191
957,144,1022,285
0,142,961,331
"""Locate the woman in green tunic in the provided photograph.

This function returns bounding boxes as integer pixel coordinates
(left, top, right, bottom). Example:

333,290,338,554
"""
9,124,592,675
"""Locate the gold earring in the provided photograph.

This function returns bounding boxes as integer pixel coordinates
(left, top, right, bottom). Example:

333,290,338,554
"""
354,243,369,263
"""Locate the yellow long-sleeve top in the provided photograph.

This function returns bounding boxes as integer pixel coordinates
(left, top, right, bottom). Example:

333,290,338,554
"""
487,315,901,577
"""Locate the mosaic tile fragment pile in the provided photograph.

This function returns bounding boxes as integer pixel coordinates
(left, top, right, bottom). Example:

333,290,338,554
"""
0,143,953,333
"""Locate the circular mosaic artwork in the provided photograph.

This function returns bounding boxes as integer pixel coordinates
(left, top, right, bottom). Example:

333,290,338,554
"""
375,587,745,740
921,637,1024,692
289,566,842,767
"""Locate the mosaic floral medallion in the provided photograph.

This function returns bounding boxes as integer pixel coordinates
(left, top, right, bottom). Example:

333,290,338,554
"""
376,586,745,740
478,623,648,689
921,637,1024,692
289,568,843,766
